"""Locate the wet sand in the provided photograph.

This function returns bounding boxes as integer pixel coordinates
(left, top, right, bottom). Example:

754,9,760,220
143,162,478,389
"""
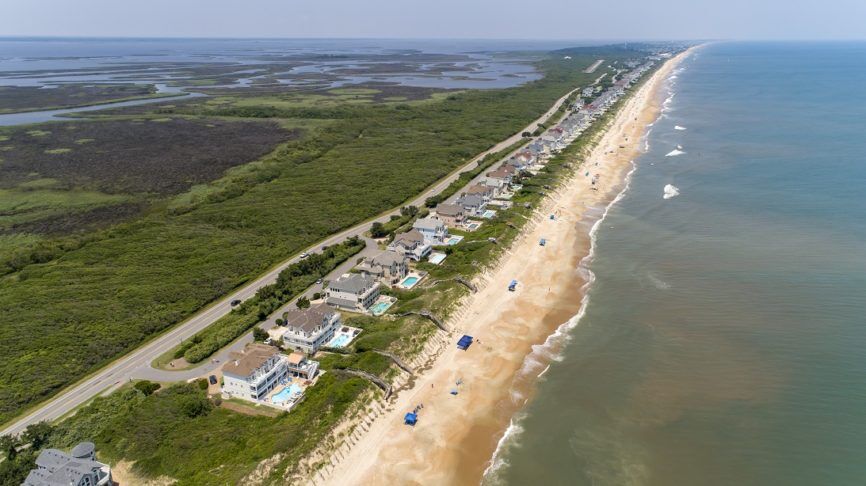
323,49,694,486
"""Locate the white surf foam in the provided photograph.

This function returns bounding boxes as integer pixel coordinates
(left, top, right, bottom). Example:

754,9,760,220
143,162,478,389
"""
663,184,680,199
674,125,687,131
665,149,685,157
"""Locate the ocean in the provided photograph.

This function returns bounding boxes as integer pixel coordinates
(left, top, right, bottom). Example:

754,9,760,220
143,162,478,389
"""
485,42,866,485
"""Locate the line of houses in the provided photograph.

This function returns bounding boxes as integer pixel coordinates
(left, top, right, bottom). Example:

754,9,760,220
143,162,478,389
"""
217,58,657,412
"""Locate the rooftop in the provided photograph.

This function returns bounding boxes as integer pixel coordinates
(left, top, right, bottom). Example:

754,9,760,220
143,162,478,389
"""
434,203,463,217
223,343,281,378
283,303,337,333
329,273,377,294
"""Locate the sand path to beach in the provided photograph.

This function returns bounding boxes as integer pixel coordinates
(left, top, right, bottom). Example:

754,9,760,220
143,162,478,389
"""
322,48,694,486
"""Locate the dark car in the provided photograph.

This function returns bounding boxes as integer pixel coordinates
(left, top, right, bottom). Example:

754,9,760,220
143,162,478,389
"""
230,299,241,307
209,375,218,385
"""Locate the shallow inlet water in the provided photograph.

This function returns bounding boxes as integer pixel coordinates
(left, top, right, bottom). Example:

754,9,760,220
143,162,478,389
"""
486,42,866,485
0,37,559,126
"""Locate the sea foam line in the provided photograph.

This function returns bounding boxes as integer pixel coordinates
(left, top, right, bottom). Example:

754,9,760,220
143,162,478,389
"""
481,160,639,483
481,60,682,483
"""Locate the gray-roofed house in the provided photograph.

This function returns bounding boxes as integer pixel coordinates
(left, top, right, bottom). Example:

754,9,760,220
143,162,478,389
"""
387,229,432,261
411,216,448,245
24,442,112,486
432,203,465,227
326,273,381,312
281,302,342,353
464,183,495,201
457,193,487,216
356,250,409,286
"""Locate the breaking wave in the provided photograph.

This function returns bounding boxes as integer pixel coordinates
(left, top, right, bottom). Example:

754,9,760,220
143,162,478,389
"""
665,149,685,157
663,184,680,199
674,125,687,130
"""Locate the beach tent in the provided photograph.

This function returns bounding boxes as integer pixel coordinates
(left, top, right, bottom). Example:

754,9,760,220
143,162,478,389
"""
457,335,473,350
404,412,418,426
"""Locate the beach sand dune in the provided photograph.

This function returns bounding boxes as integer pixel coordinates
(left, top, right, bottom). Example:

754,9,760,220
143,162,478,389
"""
321,49,694,486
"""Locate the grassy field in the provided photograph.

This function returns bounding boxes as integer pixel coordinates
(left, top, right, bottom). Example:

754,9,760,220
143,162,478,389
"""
0,46,641,427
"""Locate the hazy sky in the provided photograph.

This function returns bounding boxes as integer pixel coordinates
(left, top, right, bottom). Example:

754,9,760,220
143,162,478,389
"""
3,0,865,40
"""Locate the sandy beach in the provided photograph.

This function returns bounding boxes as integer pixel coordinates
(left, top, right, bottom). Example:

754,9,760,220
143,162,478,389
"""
321,49,694,486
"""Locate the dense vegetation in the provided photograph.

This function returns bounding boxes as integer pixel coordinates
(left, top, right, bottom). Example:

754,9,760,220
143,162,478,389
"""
0,83,172,114
177,237,365,363
0,46,639,426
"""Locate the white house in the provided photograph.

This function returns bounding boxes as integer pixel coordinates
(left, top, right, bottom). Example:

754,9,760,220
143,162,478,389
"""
222,343,289,402
326,273,381,312
387,229,432,261
356,250,409,286
412,216,448,245
281,303,341,353
25,443,112,486
286,352,319,380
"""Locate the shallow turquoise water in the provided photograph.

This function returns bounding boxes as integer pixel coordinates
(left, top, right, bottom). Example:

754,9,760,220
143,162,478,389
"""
487,42,866,486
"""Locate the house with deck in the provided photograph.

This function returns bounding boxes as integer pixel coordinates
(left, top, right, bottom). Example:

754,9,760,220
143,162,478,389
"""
463,183,495,201
222,343,289,402
432,203,465,227
286,352,319,380
281,303,342,353
412,216,448,245
457,193,487,217
387,229,432,261
326,273,381,312
356,250,409,286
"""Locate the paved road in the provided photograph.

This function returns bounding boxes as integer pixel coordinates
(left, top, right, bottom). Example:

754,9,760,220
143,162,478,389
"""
1,83,582,437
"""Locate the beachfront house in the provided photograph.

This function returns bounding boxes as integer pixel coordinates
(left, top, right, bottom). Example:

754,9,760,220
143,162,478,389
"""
457,193,487,217
387,229,432,261
286,352,319,380
281,303,342,353
432,203,465,227
222,343,289,402
483,168,514,194
326,273,381,312
24,442,112,486
412,216,448,245
356,250,409,286
464,183,495,201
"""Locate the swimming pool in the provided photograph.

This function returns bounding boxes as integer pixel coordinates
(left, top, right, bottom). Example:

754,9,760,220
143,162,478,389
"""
370,300,394,316
428,252,447,265
400,275,420,288
481,209,497,219
272,383,303,404
328,333,352,348
447,235,464,246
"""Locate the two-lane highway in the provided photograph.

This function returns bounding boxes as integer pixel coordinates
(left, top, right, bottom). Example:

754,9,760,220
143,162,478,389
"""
2,82,583,436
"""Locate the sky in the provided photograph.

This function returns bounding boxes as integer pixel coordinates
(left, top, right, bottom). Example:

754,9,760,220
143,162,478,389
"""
2,0,866,40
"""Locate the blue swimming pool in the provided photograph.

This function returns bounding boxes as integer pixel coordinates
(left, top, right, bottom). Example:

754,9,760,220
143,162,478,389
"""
272,383,303,404
481,209,497,219
447,235,464,246
328,333,352,348
370,300,393,316
400,276,420,288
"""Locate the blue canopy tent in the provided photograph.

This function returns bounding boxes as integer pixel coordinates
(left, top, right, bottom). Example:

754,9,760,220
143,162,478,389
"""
404,412,418,426
457,335,473,350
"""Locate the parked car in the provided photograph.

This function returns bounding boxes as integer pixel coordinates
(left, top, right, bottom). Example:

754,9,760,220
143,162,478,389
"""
208,375,218,385
230,299,241,307
316,278,323,285
300,252,309,259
